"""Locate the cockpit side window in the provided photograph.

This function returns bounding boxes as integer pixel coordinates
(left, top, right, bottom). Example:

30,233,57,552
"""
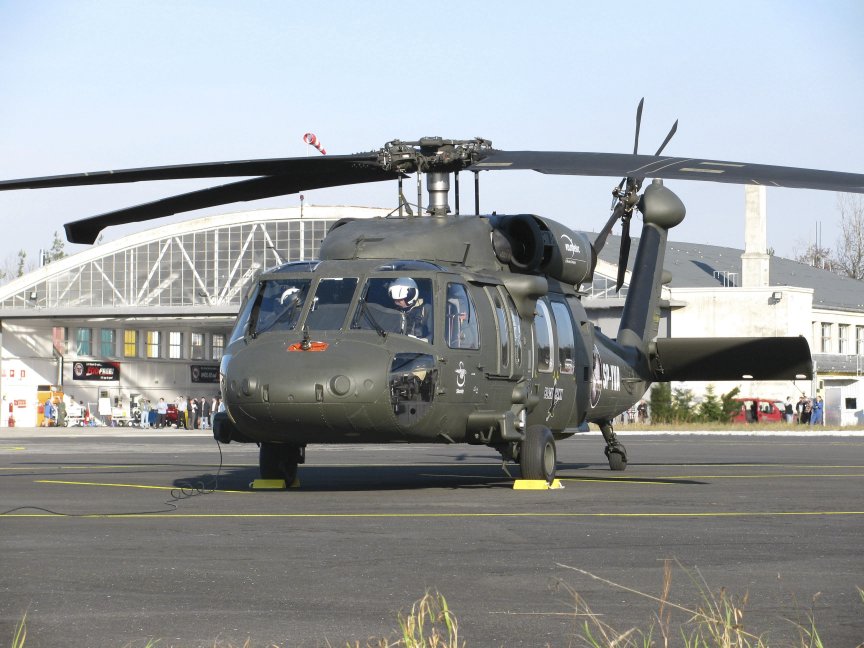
446,283,479,350
250,278,312,336
351,277,434,343
304,277,359,330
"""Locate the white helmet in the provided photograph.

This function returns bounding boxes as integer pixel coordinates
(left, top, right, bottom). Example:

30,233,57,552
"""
388,277,419,306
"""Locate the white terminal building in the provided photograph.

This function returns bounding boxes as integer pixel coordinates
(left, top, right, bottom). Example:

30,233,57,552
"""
2,191,864,427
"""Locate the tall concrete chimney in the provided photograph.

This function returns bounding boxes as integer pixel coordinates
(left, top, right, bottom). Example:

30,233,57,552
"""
741,185,769,287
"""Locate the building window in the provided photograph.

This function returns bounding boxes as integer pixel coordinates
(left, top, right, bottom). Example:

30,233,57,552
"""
169,331,183,359
857,327,864,356
820,323,832,353
100,329,115,357
838,324,849,354
212,334,225,360
76,328,92,356
124,330,138,358
191,333,204,360
146,331,161,359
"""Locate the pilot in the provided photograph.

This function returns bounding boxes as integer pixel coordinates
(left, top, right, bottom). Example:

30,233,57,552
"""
388,277,431,340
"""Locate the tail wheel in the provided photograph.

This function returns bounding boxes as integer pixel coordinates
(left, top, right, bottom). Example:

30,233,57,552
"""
259,442,302,484
520,425,557,482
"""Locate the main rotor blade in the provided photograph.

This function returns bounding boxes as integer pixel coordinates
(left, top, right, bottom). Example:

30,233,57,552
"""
633,97,644,155
0,153,382,190
471,151,864,193
63,166,400,244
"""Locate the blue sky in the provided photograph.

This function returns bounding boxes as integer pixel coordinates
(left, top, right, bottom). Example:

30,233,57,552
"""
1,1,862,268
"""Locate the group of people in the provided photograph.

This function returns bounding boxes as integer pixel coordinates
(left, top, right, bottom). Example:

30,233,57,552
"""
139,395,224,429
784,395,824,425
40,397,66,426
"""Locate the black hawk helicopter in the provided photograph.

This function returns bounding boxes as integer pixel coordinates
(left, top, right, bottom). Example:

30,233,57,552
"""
3,105,864,485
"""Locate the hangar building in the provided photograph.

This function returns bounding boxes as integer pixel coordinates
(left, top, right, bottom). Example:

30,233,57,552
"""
0,206,387,426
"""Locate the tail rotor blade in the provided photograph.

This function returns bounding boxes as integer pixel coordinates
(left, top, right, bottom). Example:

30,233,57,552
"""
594,201,624,254
615,217,632,291
633,97,644,155
654,119,679,157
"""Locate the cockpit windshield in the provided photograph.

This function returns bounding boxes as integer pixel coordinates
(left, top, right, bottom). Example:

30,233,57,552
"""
351,277,434,343
250,278,312,335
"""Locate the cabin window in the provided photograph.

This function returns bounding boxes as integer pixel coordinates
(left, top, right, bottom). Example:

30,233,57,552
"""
534,299,554,373
550,300,576,374
305,278,359,330
251,278,312,335
351,277,434,343
446,283,479,350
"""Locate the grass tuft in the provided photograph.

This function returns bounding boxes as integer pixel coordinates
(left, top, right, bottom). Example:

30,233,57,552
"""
11,611,26,648
553,560,857,648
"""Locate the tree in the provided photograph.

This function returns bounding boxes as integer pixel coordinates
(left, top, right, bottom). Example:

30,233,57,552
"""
834,193,864,280
45,231,66,264
16,250,26,277
672,387,695,423
720,386,742,421
794,242,834,271
697,384,723,422
649,382,674,424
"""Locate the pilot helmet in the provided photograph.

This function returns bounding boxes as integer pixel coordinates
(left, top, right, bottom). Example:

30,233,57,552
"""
388,277,419,306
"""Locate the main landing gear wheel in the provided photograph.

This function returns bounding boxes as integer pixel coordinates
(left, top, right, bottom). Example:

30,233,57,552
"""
599,421,628,471
259,442,303,484
520,425,557,482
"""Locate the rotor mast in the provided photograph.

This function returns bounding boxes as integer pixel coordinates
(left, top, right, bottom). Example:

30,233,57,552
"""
379,137,492,217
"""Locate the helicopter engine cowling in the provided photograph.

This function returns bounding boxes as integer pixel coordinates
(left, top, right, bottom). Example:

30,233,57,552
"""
491,214,594,285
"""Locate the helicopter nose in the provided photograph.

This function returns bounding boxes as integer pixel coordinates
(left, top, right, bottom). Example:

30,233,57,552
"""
224,337,388,406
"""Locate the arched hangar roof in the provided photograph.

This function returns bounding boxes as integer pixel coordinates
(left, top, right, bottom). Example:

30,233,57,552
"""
0,206,388,318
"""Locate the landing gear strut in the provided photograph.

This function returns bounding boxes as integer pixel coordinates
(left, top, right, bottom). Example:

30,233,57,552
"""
599,421,627,471
259,442,305,484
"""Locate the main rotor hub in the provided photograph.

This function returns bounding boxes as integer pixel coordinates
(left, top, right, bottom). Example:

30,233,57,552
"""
378,137,492,174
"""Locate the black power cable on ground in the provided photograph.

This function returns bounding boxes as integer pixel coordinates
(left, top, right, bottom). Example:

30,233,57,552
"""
0,437,225,518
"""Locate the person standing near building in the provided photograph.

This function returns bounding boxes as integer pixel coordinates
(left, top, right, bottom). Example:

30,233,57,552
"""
201,396,211,429
42,398,54,427
140,398,151,429
56,398,66,427
156,398,167,428
811,396,824,426
784,397,794,424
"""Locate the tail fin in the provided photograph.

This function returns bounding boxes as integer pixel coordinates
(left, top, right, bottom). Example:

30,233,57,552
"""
616,180,684,351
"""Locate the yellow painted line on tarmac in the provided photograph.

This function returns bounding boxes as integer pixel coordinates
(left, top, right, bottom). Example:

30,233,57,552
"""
3,510,864,519
0,446,26,451
35,479,249,494
661,473,864,480
0,464,249,471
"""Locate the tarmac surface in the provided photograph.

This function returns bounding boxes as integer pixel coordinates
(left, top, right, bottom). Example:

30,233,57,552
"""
1,427,863,647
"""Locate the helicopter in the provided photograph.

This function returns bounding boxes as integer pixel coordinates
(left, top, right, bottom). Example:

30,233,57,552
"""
3,108,864,485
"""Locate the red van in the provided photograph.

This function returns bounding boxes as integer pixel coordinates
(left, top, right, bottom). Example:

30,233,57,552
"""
732,398,784,423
